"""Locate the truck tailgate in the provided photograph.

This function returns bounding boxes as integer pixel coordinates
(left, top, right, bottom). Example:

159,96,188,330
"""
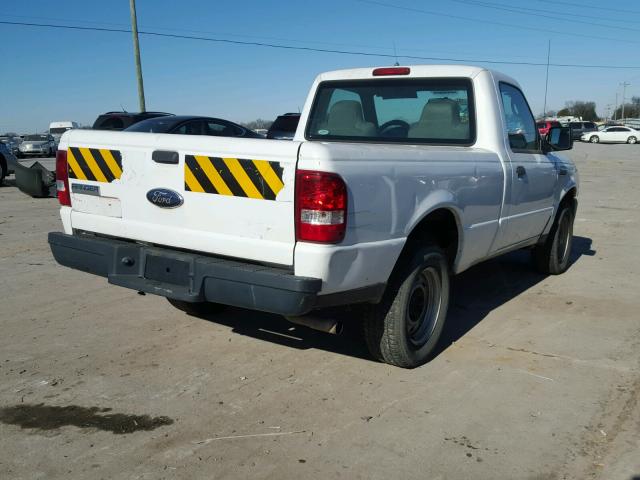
63,130,299,266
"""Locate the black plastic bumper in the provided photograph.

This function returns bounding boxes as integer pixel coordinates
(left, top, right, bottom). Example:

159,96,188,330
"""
48,232,323,316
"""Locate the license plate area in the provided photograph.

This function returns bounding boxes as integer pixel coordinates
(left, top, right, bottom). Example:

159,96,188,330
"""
144,254,190,286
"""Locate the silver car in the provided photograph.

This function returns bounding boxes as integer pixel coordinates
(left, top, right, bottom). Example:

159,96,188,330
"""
18,134,56,157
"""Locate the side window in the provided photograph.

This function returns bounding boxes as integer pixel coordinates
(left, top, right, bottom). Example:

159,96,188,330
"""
175,121,205,135
99,117,125,130
499,83,538,152
206,121,242,137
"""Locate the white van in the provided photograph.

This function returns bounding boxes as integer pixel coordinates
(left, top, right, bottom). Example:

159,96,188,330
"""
49,121,79,144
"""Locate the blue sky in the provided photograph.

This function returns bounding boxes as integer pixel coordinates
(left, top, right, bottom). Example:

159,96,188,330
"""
2,0,640,133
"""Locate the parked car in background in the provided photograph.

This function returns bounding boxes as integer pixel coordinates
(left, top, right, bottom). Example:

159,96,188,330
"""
582,126,638,144
569,121,597,141
124,115,263,138
599,122,625,131
0,142,18,184
92,112,173,131
18,134,56,157
0,135,22,155
49,121,79,146
267,113,301,139
536,120,562,138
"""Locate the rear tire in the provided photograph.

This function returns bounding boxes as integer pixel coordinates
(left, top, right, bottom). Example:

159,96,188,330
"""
167,298,227,316
364,244,450,368
589,135,599,143
628,136,637,144
533,201,575,275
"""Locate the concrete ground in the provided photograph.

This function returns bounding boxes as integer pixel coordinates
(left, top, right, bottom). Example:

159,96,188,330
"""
0,143,638,480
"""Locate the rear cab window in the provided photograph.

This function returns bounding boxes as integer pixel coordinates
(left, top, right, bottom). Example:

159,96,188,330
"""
306,78,475,145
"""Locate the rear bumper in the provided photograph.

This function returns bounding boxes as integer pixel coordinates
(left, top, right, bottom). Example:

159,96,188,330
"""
48,232,323,316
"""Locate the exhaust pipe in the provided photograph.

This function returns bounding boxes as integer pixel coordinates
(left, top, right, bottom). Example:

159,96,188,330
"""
286,315,343,335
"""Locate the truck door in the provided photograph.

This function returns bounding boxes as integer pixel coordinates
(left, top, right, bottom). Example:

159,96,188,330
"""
495,82,556,248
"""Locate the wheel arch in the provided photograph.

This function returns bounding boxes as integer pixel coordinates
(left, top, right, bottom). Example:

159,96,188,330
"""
561,186,578,214
400,206,462,271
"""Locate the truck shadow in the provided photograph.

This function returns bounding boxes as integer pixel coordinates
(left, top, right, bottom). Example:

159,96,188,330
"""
199,236,595,364
436,235,595,357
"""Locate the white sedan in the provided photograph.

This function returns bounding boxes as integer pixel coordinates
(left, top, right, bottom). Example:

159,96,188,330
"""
582,126,638,144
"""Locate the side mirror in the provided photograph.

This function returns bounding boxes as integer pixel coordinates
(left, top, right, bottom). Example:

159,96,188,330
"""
544,126,573,152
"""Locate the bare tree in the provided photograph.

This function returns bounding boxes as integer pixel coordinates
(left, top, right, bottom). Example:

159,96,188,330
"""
558,101,599,121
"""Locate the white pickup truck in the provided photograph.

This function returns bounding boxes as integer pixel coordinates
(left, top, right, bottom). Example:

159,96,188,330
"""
49,65,578,368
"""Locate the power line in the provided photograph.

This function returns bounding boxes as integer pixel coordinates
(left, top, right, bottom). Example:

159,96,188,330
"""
356,0,640,45
1,20,640,70
485,2,640,26
0,14,544,60
531,0,640,16
0,14,407,53
449,0,640,33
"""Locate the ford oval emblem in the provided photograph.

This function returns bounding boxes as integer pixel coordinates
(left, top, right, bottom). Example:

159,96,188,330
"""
146,188,184,208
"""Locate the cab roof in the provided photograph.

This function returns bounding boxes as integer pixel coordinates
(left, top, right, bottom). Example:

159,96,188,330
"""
315,64,520,89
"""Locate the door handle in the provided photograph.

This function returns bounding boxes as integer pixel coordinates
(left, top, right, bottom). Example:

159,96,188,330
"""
516,166,526,178
152,150,179,164
558,167,568,176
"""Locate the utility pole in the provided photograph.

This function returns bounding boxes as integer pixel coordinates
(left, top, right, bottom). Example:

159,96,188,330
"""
614,91,619,121
543,39,551,118
620,82,631,122
129,0,146,112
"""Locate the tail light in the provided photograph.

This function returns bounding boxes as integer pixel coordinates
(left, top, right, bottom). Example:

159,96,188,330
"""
56,149,71,206
295,170,347,243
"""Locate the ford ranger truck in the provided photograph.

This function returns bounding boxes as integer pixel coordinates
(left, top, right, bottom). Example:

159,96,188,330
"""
49,65,578,368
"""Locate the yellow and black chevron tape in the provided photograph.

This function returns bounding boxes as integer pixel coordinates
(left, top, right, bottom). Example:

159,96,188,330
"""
67,147,123,183
184,155,284,201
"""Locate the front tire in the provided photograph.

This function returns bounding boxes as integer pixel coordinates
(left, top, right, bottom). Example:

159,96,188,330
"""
628,136,637,144
533,201,575,275
589,135,599,143
167,298,226,316
364,244,450,368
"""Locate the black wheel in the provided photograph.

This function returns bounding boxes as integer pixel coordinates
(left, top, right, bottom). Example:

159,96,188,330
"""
589,135,599,144
628,136,637,145
533,201,575,275
167,298,226,316
364,244,450,368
